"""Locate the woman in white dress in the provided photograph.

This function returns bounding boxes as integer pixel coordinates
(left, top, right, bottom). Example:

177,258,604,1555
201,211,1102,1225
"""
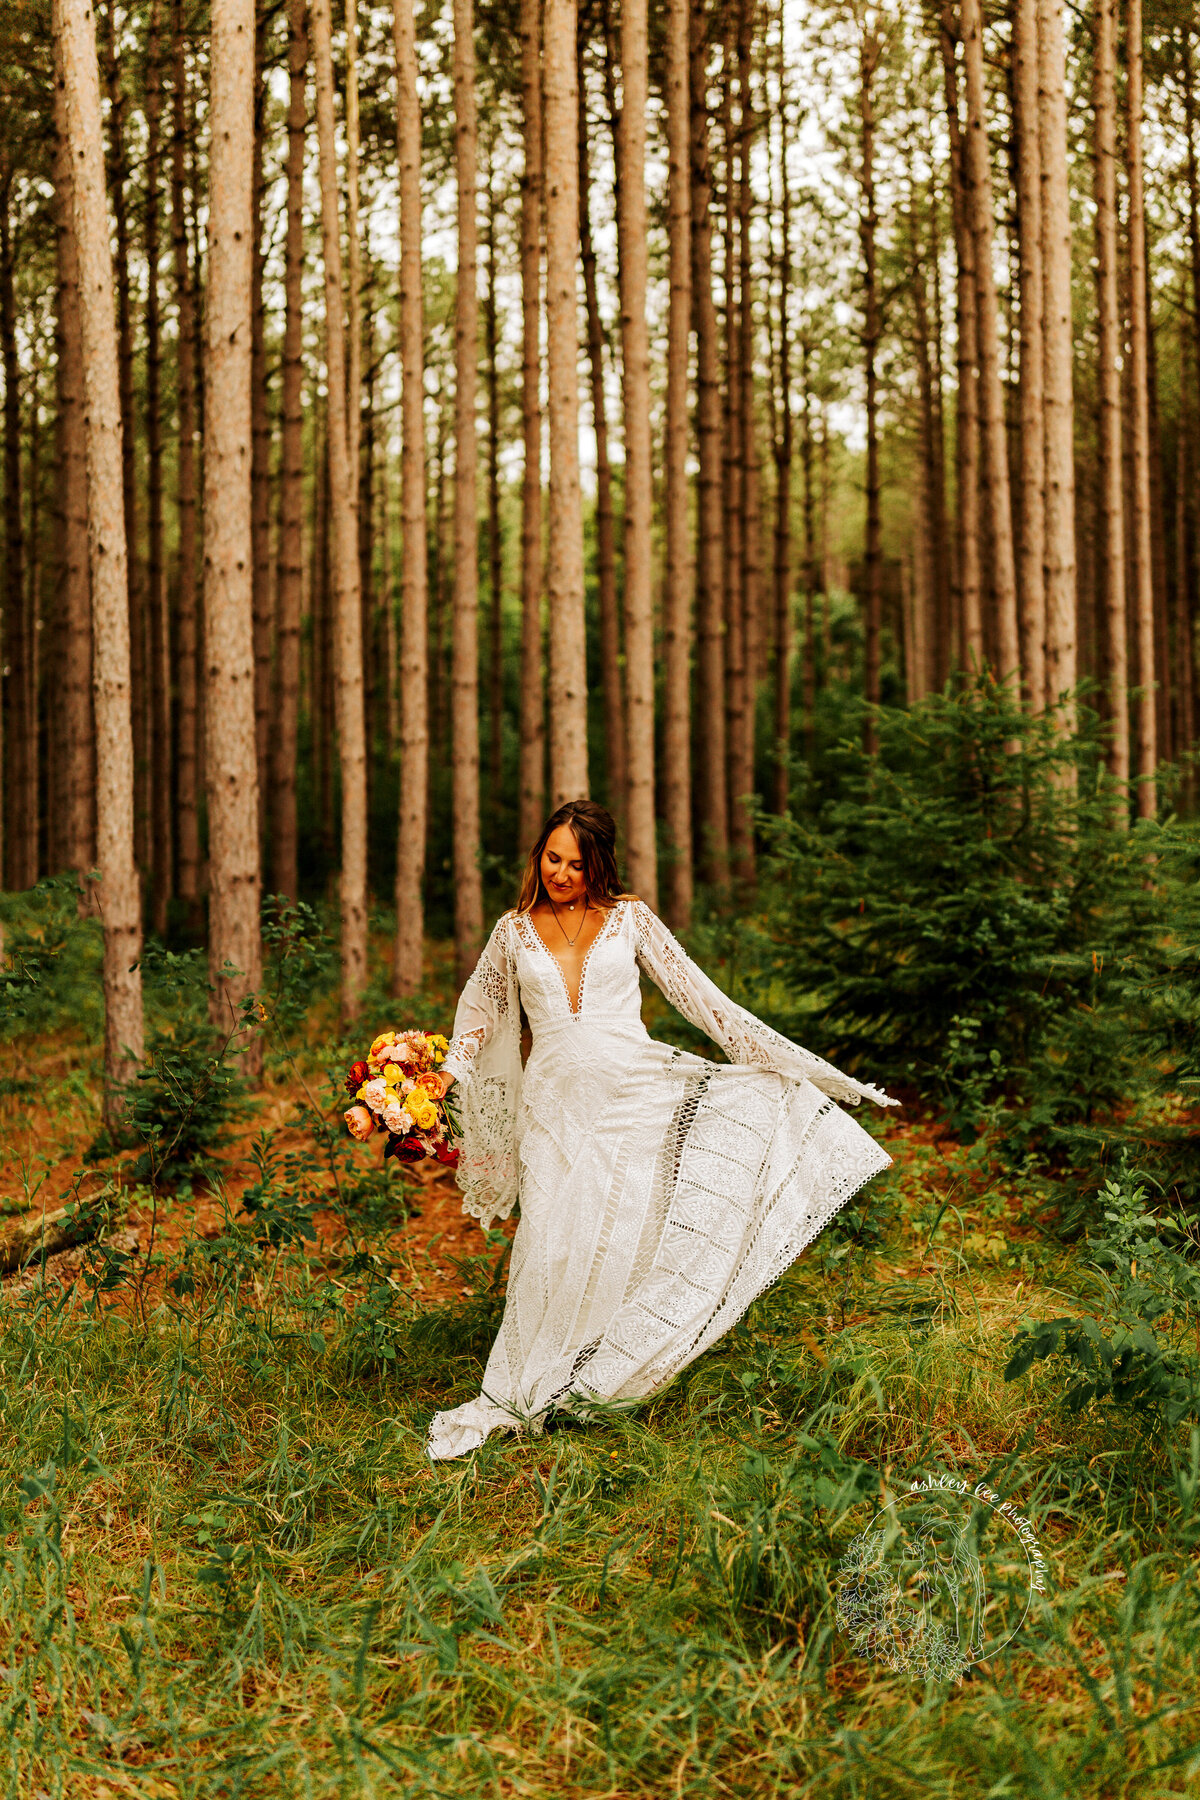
423,801,898,1462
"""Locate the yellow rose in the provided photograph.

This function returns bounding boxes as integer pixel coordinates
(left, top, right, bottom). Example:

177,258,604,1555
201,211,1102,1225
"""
409,1097,437,1131
384,1063,403,1087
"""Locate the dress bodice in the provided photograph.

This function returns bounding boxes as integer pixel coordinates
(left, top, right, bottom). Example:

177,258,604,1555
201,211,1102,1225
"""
507,903,647,1039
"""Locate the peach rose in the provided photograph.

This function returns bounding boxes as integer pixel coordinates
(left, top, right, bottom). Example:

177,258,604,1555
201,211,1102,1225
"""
344,1105,376,1142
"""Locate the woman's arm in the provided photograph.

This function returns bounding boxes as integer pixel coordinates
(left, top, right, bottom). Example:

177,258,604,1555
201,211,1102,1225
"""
630,898,897,1108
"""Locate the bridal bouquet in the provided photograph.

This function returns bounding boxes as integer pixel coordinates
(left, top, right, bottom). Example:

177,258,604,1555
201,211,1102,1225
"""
343,1028,460,1168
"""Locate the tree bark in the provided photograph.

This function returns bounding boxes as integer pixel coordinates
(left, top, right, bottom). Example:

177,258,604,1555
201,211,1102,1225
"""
1038,0,1077,721
961,0,1019,684
544,0,588,805
771,20,792,811
1092,0,1129,793
484,139,504,796
690,0,728,882
1126,0,1156,816
1,174,30,892
102,1,148,884
859,25,882,751
313,0,369,1020
170,0,201,911
55,0,145,1116
1013,0,1046,707
51,46,95,883
578,43,625,826
721,27,746,845
733,0,760,879
204,0,263,1071
145,0,172,934
518,0,546,850
250,8,273,867
392,0,429,993
617,0,656,903
272,0,307,903
1179,25,1200,808
451,0,484,985
939,2,982,668
663,0,693,924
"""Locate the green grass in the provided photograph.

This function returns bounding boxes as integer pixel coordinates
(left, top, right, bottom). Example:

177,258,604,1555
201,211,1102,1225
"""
1,1140,1199,1800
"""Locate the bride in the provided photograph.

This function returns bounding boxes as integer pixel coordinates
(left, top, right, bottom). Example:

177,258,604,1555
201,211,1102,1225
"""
423,799,898,1462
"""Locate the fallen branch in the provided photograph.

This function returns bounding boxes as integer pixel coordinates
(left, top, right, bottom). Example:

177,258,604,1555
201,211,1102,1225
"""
0,1199,113,1275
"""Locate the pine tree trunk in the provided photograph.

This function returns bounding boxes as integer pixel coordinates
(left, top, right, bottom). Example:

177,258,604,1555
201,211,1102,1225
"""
485,142,504,795
272,0,306,903
721,30,746,847
1180,26,1200,807
205,0,263,1071
0,175,29,891
663,0,693,924
578,52,625,825
1092,0,1129,793
617,0,656,903
145,0,172,934
345,0,362,505
251,10,273,869
911,193,939,703
312,0,368,1019
859,27,882,751
544,0,588,805
1013,0,1046,708
55,0,144,1116
771,23,792,812
734,0,760,878
451,0,484,985
961,0,1019,683
102,2,148,885
690,0,727,882
1038,0,1077,721
800,334,817,743
170,0,201,910
1125,0,1156,816
52,46,95,882
518,0,545,849
392,0,429,993
939,3,982,667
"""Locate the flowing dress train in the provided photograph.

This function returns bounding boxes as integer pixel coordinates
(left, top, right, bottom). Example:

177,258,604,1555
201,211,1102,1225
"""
426,898,897,1460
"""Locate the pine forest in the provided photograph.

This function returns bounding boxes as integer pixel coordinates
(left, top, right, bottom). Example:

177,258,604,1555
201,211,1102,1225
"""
0,0,1199,1791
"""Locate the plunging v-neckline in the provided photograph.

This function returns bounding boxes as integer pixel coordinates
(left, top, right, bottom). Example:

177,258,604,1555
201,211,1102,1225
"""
521,903,622,1016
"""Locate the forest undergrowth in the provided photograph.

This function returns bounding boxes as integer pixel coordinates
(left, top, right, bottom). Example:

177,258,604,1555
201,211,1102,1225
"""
1,690,1199,1799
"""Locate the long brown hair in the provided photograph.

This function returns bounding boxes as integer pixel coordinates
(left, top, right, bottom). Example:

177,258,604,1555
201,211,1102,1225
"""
515,801,633,913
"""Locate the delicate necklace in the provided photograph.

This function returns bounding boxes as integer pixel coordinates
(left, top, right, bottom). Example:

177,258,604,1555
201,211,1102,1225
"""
549,895,588,946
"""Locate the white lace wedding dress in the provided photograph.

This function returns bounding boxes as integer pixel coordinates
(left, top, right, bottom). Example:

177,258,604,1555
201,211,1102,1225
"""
426,897,897,1460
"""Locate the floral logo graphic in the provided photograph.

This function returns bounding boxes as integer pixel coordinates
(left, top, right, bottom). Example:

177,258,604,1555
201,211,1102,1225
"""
835,1476,1048,1681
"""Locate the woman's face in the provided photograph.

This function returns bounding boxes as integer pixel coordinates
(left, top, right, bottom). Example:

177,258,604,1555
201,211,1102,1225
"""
540,825,587,907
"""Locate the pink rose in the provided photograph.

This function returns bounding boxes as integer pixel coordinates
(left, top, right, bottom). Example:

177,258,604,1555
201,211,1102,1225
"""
344,1105,376,1142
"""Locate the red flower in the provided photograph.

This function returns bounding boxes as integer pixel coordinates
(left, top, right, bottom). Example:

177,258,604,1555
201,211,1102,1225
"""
385,1133,425,1165
344,1060,370,1095
434,1142,460,1168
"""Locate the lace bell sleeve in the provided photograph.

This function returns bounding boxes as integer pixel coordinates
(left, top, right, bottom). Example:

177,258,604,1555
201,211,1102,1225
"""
631,899,898,1110
442,915,514,1090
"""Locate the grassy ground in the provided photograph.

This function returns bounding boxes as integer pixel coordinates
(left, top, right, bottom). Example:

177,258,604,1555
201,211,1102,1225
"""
0,954,1198,1798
